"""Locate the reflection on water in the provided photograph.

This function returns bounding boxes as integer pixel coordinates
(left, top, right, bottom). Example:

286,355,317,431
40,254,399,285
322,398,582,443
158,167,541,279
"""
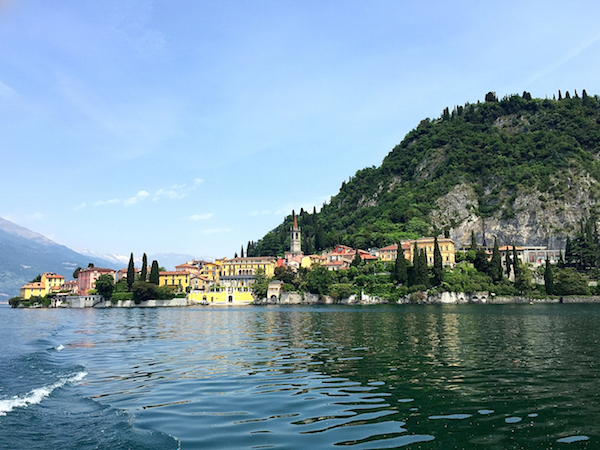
53,305,600,449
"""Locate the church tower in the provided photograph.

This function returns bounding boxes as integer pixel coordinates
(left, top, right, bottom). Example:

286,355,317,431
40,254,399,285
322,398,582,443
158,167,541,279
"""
290,211,302,255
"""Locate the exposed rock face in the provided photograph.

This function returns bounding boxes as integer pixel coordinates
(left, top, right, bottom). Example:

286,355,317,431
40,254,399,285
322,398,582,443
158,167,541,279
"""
430,178,599,248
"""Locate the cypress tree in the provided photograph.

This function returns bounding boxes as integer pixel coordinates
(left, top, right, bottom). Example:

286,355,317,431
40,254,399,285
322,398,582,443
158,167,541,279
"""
558,90,563,100
433,236,443,286
127,253,135,292
470,230,477,251
505,246,512,278
489,237,502,282
141,253,148,281
241,245,244,258
351,251,362,267
394,243,408,284
512,245,520,279
149,260,160,285
419,248,429,287
544,258,554,295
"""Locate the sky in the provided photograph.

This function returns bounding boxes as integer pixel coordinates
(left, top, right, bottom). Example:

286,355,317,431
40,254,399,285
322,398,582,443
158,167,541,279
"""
2,0,600,261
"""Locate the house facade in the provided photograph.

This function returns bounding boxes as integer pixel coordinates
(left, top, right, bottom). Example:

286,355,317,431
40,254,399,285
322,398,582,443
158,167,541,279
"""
77,267,117,294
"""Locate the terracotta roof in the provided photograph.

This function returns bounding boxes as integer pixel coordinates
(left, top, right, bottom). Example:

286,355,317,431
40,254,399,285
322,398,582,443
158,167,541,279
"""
159,271,190,275
380,244,398,251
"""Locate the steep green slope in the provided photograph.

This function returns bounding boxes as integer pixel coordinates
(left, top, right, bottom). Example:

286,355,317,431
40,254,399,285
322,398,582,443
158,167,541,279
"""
250,91,600,256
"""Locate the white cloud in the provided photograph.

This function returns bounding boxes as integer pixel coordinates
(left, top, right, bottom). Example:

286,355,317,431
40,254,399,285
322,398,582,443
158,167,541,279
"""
25,212,43,220
124,190,150,205
94,190,149,207
202,228,231,235
194,178,204,185
190,213,213,221
73,202,86,211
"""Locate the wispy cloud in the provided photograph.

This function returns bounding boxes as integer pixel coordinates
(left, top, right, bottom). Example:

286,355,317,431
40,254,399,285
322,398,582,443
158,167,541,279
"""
73,202,86,211
202,228,231,235
190,213,213,221
153,179,203,202
94,190,150,207
25,212,43,220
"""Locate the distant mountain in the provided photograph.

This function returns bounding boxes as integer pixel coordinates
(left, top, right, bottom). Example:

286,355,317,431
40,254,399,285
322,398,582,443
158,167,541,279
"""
0,217,119,298
250,91,600,255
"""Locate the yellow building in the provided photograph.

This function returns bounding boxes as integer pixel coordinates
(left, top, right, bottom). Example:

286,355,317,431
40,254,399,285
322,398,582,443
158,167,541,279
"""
199,262,222,283
404,237,456,266
188,286,254,305
20,282,46,299
19,272,65,299
41,273,65,290
159,271,190,291
221,257,277,277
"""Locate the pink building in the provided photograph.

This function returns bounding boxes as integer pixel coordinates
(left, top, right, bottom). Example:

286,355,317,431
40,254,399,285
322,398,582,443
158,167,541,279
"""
77,267,117,294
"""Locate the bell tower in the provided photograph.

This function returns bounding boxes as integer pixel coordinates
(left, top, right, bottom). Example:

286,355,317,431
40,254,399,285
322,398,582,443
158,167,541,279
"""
290,211,302,255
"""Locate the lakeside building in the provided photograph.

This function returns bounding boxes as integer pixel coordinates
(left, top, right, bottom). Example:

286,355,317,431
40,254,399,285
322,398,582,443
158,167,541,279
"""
159,271,190,292
77,267,116,294
19,272,69,300
220,256,277,277
380,238,456,267
498,245,562,268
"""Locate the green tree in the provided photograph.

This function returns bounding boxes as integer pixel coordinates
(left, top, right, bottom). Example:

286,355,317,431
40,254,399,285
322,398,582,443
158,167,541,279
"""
554,268,589,295
505,247,512,277
251,268,269,299
512,245,520,280
394,243,408,284
432,236,443,286
127,253,135,292
474,248,489,274
305,265,333,296
351,252,362,267
470,231,477,251
73,267,81,279
544,259,554,295
241,245,244,258
30,274,42,283
514,261,532,295
488,237,502,282
141,253,148,281
95,274,115,299
149,260,160,285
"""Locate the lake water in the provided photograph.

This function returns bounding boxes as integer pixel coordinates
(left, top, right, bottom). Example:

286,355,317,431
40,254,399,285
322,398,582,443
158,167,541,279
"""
1,303,599,449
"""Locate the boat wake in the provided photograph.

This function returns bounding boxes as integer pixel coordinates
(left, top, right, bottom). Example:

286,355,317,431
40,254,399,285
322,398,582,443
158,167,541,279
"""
0,371,87,416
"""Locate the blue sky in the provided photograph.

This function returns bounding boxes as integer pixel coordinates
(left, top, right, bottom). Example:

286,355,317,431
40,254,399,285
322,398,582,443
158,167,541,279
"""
2,0,600,261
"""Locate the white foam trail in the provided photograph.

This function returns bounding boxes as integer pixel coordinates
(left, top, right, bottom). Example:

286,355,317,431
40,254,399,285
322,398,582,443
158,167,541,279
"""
55,345,65,351
0,371,87,416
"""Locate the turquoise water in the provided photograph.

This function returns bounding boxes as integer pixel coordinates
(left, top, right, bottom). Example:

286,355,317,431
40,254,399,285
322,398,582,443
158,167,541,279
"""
1,303,599,449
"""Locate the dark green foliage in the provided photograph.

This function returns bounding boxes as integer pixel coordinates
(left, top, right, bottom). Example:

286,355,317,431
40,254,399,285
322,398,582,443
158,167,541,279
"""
250,92,600,256
488,237,503,282
473,248,489,274
470,231,477,251
553,268,589,295
351,252,362,267
505,247,512,277
433,236,443,285
394,244,408,284
251,268,269,299
141,253,148,281
544,259,554,295
512,246,520,280
73,267,81,279
149,260,160,285
305,265,334,296
95,274,114,299
132,281,173,304
241,245,244,258
127,253,135,292
30,274,41,283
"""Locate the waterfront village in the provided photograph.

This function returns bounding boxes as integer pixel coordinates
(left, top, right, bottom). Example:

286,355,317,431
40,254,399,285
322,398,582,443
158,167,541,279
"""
14,213,567,308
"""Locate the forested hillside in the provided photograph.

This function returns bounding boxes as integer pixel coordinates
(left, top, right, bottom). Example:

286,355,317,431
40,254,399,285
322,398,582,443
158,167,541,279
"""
249,90,600,257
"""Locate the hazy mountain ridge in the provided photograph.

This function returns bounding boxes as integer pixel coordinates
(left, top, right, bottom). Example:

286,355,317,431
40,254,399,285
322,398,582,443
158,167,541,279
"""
0,218,120,298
